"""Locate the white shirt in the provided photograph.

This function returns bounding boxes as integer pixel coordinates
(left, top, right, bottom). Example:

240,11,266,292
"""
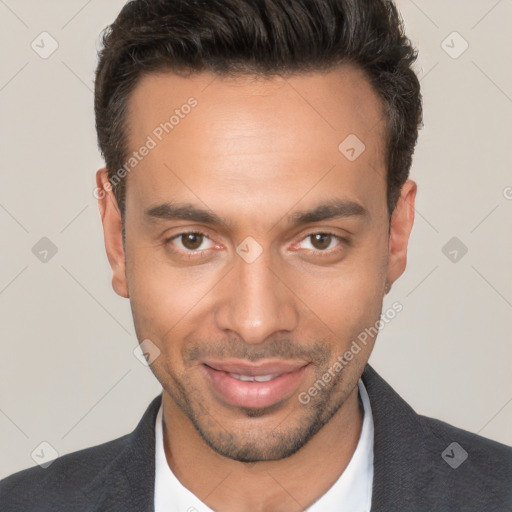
154,379,374,512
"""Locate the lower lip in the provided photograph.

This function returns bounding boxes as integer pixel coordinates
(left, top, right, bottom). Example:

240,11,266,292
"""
202,364,309,409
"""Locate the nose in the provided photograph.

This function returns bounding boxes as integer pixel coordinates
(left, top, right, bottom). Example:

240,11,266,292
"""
214,249,299,345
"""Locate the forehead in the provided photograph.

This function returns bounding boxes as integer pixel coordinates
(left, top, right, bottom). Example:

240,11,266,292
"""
123,65,387,224
126,65,385,149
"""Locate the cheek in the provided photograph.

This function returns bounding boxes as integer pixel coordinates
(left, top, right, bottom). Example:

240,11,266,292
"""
295,239,387,326
295,278,383,359
126,246,220,345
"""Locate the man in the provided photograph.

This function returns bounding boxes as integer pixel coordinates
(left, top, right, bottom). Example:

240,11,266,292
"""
1,0,511,510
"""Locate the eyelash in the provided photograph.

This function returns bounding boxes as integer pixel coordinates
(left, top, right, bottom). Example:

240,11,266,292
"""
164,230,350,258
298,231,350,256
164,231,213,257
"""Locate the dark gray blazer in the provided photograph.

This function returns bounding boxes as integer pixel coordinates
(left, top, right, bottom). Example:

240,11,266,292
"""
1,364,511,511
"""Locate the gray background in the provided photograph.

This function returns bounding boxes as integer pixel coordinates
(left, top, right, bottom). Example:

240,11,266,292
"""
1,0,511,478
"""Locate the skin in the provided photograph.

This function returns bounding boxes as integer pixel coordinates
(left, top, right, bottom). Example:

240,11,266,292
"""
96,65,416,511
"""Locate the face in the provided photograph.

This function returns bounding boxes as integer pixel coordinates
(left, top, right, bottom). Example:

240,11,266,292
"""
97,65,416,462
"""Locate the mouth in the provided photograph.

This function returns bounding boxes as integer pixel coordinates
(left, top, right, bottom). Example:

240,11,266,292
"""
201,359,310,409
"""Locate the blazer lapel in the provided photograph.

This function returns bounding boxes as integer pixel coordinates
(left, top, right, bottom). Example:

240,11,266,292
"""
362,364,434,511
81,394,162,512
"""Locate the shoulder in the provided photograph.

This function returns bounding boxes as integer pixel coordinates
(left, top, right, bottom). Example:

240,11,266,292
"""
421,412,512,471
0,394,161,512
417,413,512,507
0,434,130,511
362,364,512,509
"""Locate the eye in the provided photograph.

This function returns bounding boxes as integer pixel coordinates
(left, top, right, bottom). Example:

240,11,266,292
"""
167,232,215,253
296,232,347,254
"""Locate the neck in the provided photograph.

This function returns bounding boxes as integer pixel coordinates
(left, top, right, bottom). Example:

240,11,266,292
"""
161,383,364,512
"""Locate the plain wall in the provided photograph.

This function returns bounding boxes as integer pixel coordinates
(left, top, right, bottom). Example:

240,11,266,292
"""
1,0,511,479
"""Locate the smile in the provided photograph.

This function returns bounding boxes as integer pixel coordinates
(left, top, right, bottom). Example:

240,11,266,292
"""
201,359,310,409
228,373,280,382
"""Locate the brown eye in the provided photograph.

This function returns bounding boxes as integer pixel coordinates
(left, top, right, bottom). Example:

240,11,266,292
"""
309,233,332,250
166,231,216,256
180,233,204,250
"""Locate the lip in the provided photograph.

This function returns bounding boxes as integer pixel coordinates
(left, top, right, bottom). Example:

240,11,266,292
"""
202,359,310,409
203,359,308,376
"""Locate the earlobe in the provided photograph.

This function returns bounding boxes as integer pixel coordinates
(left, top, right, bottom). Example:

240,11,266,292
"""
385,179,417,290
95,168,129,298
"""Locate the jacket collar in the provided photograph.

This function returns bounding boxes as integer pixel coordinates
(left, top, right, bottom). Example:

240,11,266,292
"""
80,393,162,512
361,364,434,511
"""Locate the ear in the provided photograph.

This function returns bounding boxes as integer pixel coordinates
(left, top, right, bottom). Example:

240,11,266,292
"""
95,168,129,298
385,179,417,291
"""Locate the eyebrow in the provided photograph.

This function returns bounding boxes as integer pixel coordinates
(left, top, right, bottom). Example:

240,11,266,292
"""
288,199,369,225
144,198,369,229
